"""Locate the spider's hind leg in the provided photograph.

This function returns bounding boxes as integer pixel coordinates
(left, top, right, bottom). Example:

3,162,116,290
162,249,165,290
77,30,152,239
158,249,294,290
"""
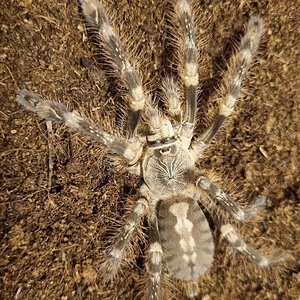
196,175,266,222
221,223,293,267
100,197,148,281
147,214,163,300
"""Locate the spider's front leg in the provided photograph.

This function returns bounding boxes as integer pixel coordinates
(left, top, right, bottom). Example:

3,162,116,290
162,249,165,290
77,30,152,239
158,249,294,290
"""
100,197,148,281
16,89,141,164
193,16,264,152
80,0,148,138
196,175,266,222
172,0,199,146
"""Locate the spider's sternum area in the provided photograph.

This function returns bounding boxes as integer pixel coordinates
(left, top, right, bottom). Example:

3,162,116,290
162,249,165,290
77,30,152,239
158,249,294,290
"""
142,142,195,197
158,196,214,281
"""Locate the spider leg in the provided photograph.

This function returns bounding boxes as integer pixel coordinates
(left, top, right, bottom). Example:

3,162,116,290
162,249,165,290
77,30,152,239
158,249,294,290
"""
80,0,148,138
174,0,199,145
161,77,182,127
196,175,266,222
100,197,148,281
147,214,163,300
221,223,293,267
193,16,264,150
16,89,142,164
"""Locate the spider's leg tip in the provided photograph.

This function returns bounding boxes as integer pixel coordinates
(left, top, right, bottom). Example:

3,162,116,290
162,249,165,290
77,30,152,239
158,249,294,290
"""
16,89,42,112
247,15,264,35
254,195,267,207
263,250,296,267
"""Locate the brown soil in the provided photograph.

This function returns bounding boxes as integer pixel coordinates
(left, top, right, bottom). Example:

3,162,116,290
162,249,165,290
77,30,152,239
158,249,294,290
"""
1,0,299,299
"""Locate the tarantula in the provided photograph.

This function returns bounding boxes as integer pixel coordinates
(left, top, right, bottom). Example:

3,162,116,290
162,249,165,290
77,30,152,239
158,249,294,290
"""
17,0,291,299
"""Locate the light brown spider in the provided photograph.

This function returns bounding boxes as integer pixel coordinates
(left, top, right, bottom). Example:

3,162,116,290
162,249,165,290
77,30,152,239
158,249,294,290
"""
16,0,292,299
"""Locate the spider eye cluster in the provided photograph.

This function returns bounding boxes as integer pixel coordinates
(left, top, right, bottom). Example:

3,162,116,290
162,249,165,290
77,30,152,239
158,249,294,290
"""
159,147,171,154
153,144,177,157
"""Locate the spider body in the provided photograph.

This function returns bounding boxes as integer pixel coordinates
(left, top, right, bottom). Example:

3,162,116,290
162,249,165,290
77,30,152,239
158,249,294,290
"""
16,0,292,299
143,136,210,282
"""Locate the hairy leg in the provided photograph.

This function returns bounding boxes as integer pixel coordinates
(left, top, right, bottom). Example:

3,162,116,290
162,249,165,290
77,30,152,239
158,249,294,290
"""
196,175,266,222
100,197,148,281
80,0,148,138
147,214,163,300
194,16,264,150
172,0,199,146
221,223,292,266
17,89,142,163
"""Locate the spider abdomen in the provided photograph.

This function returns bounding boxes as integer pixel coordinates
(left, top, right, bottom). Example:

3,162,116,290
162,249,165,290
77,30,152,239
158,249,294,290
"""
158,196,214,281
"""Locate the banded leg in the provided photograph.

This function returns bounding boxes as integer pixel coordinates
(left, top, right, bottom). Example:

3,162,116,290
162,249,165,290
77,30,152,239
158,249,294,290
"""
101,197,148,281
147,214,163,300
80,0,148,138
195,16,264,146
196,175,266,222
16,89,142,164
221,224,292,266
174,0,199,141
